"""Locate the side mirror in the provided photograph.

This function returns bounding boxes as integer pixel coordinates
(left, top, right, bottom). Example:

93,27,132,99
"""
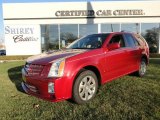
108,43,120,50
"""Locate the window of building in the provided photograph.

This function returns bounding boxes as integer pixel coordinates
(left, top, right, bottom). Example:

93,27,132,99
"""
121,23,140,33
41,23,160,53
41,25,59,51
79,24,98,37
60,24,78,48
101,24,120,32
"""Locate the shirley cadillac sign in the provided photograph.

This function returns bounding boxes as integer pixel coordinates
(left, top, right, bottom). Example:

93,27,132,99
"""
5,25,41,55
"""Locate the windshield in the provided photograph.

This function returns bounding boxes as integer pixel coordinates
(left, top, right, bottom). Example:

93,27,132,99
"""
67,34,109,49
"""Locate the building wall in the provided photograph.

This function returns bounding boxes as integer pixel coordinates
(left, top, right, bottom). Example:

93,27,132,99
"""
3,1,160,55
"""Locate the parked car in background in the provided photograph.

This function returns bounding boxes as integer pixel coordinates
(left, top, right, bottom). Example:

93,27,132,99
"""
0,49,6,55
22,32,149,104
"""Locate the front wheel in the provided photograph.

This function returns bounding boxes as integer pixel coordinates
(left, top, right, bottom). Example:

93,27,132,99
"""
136,59,147,77
72,70,98,104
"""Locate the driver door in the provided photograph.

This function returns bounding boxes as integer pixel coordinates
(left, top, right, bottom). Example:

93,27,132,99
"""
104,34,129,82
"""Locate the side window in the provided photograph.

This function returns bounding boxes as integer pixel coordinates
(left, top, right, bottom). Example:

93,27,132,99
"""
134,34,146,46
124,34,137,47
133,38,140,46
109,35,125,48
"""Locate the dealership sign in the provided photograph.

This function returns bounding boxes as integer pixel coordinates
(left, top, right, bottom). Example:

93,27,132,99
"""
55,9,145,17
5,25,41,55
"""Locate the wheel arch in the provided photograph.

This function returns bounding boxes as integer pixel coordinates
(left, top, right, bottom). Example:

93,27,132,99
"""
73,65,102,88
141,54,149,64
64,57,104,99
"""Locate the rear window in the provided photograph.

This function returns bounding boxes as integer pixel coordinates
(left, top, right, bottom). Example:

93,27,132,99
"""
133,34,147,46
124,34,137,47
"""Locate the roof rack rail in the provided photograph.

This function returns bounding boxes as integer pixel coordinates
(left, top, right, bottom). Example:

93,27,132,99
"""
120,30,139,34
121,30,132,32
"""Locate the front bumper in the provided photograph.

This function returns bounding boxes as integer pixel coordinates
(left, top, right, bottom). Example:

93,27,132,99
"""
21,68,67,102
21,82,28,93
21,81,57,102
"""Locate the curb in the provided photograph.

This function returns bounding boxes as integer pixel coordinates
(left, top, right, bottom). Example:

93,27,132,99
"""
0,60,25,63
149,58,160,59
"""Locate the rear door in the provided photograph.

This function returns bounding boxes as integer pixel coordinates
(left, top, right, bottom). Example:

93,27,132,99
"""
123,33,141,71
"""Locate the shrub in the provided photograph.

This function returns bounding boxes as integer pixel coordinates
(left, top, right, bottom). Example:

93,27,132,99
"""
150,53,160,58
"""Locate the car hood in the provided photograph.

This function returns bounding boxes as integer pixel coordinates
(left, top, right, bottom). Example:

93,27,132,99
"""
27,49,88,65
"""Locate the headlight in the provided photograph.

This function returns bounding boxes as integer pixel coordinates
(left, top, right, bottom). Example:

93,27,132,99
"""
48,59,65,77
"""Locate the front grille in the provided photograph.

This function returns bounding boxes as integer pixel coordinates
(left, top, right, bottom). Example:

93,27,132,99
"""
24,63,44,76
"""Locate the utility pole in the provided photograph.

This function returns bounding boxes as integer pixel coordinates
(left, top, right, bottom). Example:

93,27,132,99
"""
111,24,113,32
136,23,139,34
158,23,160,54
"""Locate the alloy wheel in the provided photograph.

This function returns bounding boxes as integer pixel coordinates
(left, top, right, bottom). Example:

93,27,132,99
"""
78,75,96,101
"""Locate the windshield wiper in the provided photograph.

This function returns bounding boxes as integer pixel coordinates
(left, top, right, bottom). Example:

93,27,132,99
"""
71,48,97,49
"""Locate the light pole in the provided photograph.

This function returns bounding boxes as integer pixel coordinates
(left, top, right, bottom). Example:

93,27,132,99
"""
158,23,160,53
136,23,139,34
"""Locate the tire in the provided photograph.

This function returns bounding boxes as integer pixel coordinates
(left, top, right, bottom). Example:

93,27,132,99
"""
136,59,147,77
72,70,98,104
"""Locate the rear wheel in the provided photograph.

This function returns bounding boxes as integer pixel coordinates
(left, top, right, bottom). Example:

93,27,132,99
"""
72,70,98,104
136,59,147,77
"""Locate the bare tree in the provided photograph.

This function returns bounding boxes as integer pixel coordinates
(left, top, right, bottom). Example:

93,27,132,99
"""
61,32,78,44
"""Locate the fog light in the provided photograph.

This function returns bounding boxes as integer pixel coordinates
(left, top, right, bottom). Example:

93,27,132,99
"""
48,82,54,94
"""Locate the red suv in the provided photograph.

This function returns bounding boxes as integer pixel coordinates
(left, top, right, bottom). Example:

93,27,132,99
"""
22,32,149,104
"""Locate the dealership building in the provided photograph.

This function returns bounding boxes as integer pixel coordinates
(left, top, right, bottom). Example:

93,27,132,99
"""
3,1,160,55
